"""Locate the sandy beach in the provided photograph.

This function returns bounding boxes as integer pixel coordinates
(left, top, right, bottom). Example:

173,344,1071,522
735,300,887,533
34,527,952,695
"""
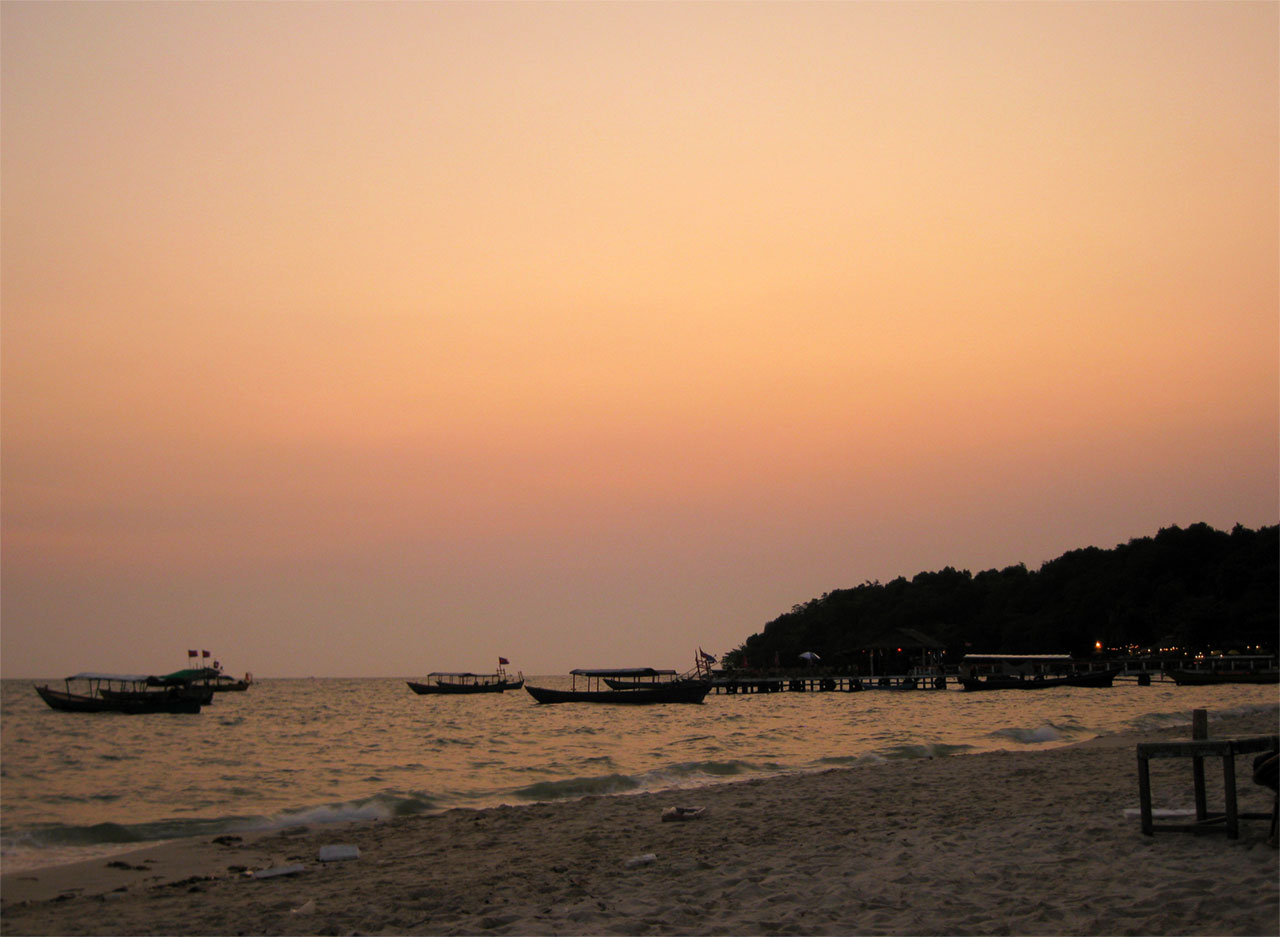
3,707,1277,937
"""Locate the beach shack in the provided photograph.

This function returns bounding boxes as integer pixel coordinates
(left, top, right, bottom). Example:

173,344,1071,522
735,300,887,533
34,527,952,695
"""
857,627,945,677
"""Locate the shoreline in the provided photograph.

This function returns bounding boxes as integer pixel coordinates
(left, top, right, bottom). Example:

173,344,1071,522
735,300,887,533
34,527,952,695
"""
4,699,1270,880
2,706,1277,935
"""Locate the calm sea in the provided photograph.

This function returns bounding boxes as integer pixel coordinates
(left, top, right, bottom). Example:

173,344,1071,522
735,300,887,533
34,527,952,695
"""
2,676,1276,874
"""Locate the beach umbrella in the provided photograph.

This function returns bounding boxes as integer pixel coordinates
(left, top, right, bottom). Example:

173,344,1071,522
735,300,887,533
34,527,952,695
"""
799,651,820,665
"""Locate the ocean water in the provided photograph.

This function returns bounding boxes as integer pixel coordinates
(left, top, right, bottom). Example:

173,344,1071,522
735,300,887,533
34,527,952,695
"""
2,676,1276,874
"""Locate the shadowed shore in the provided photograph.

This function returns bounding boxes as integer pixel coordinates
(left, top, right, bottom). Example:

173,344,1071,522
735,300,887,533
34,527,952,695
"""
3,707,1277,936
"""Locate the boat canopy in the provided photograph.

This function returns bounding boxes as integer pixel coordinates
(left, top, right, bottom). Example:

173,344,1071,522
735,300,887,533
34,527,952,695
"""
155,667,221,683
569,668,678,678
65,672,155,683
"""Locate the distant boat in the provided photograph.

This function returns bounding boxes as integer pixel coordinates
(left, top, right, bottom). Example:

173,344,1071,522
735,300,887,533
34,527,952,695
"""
525,668,711,705
958,654,1119,692
1167,668,1279,686
408,663,524,695
35,673,207,714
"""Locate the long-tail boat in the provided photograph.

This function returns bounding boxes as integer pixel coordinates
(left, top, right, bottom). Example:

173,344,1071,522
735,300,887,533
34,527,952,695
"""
525,655,713,704
1167,668,1279,686
35,673,207,714
958,654,1119,691
407,661,524,695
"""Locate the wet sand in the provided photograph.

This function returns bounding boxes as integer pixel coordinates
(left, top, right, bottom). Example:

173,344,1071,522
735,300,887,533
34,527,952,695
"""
2,706,1277,936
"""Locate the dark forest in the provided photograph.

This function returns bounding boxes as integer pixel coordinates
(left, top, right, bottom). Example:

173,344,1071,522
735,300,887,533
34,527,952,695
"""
722,523,1278,669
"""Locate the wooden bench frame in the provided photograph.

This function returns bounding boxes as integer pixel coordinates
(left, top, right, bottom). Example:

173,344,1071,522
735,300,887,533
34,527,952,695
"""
1137,735,1279,838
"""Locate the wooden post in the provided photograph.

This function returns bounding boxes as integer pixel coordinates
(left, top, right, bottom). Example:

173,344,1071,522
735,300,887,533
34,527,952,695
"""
1137,747,1154,835
1192,709,1208,820
1222,750,1239,838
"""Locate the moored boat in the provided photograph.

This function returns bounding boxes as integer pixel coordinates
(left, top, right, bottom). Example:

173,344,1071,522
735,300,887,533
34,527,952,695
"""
35,673,207,714
408,661,524,695
958,654,1118,692
1167,668,1279,686
524,675,716,701
526,653,714,704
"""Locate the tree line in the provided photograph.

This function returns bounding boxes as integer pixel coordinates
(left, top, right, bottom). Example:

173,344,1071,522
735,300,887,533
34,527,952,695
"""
720,523,1278,670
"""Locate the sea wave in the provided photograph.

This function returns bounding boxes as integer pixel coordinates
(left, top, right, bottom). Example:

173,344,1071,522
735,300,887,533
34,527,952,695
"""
511,773,642,801
1121,701,1276,736
508,759,765,803
988,724,1071,745
658,759,757,778
1,790,442,855
868,741,975,760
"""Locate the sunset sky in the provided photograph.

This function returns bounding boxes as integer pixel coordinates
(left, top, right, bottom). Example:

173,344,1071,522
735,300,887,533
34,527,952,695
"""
3,2,1276,679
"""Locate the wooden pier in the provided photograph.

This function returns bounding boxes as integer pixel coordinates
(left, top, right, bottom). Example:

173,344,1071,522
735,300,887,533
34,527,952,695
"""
708,655,1277,694
712,673,949,694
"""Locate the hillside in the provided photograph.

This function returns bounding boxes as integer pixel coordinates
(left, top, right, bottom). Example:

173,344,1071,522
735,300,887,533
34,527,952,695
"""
723,523,1278,670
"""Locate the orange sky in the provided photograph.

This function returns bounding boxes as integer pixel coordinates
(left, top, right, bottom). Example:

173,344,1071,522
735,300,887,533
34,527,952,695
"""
3,2,1276,677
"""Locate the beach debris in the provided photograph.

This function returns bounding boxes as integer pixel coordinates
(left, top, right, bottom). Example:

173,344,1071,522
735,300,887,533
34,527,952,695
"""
623,853,657,868
251,864,307,880
661,806,706,822
158,876,215,890
212,835,242,846
318,844,360,862
291,898,316,915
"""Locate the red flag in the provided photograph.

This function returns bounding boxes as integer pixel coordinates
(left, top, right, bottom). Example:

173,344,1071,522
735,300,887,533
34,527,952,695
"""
202,650,210,658
188,650,198,658
498,657,510,666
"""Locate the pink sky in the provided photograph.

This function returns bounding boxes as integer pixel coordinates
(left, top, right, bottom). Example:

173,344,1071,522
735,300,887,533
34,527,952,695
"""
3,2,1276,678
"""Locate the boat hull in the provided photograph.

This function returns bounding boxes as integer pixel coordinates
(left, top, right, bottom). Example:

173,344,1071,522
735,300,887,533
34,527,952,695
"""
524,682,710,704
407,679,524,695
36,685,204,714
406,681,445,695
412,680,527,696
434,679,523,694
959,669,1119,692
1167,669,1279,686
603,677,702,690
102,686,213,706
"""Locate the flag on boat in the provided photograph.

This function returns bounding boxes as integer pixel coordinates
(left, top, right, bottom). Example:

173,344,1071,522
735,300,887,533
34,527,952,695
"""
699,648,717,663
202,650,210,658
188,650,198,658
498,657,510,665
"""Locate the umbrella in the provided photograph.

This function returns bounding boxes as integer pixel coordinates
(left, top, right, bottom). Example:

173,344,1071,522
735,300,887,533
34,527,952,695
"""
799,651,821,663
